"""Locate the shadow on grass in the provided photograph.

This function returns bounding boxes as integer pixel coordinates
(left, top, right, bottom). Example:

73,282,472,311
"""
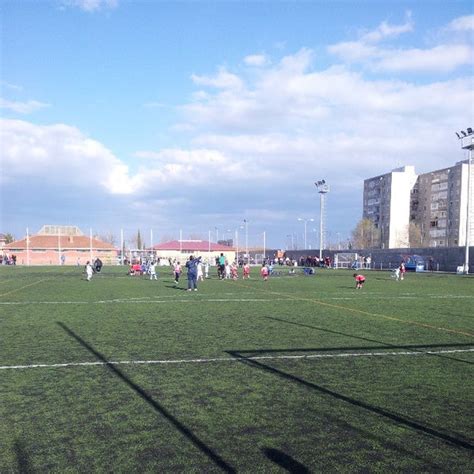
13,439,33,473
164,285,188,291
264,316,474,365
57,322,235,473
226,349,474,451
263,448,309,473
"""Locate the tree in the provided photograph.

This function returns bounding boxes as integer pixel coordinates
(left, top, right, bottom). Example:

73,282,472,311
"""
351,219,380,249
129,230,143,250
408,222,423,248
97,232,117,245
136,229,142,250
3,233,14,244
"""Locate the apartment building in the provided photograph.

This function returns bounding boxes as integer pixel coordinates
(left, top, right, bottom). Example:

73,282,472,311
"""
363,166,418,248
363,161,473,249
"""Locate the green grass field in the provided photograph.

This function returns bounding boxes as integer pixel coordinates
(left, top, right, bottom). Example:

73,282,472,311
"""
1,265,473,472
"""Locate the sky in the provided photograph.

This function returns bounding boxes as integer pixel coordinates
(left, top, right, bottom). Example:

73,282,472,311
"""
1,0,473,250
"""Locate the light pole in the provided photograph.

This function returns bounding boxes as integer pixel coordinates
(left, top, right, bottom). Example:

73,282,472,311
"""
243,219,249,262
315,180,330,260
235,229,239,263
312,228,318,250
456,128,474,274
297,218,314,250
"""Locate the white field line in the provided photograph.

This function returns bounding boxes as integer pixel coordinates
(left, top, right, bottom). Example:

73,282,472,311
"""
0,298,289,305
330,295,474,300
1,348,473,371
1,294,473,306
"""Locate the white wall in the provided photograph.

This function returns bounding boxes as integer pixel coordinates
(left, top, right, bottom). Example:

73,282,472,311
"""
389,166,418,248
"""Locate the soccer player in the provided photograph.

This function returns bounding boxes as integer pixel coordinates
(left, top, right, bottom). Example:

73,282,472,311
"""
85,261,94,281
149,261,158,280
197,260,204,281
218,253,226,279
230,262,238,280
242,262,250,279
173,261,181,285
224,262,231,279
186,255,201,291
353,273,366,289
260,264,269,281
399,262,406,281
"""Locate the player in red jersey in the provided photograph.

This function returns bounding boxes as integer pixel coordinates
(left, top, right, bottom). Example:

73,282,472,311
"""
353,273,366,289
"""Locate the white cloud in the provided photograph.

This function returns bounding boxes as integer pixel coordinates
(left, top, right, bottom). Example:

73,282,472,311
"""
61,0,118,12
244,54,269,67
143,102,167,109
329,41,473,73
191,67,243,90
0,98,50,114
176,48,473,190
327,41,378,62
278,48,313,74
0,119,134,194
132,148,239,189
328,14,473,73
446,15,474,32
360,14,414,43
1,81,23,91
375,44,472,72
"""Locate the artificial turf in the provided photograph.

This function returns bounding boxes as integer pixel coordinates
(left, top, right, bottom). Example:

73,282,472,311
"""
0,265,473,472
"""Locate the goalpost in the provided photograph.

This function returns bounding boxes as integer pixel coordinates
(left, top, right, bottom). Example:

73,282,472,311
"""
334,252,359,269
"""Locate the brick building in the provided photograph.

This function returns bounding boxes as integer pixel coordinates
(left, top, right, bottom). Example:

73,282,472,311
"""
3,225,118,265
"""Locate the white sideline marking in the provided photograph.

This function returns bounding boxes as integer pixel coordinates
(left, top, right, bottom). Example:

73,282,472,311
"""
331,296,474,300
0,298,288,305
1,348,473,371
1,294,473,306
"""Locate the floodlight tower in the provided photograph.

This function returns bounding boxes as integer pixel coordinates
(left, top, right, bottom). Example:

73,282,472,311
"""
315,180,330,260
456,127,474,274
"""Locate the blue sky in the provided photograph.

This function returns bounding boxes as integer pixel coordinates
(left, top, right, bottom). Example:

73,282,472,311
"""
1,0,473,249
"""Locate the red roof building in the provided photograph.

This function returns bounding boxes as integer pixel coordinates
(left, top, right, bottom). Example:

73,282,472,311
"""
3,225,117,266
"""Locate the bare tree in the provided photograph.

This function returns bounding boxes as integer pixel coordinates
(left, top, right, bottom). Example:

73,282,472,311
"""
3,233,15,243
408,222,422,248
97,232,117,245
351,219,380,249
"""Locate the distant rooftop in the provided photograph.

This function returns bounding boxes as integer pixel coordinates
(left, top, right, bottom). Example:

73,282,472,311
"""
153,240,235,252
37,225,84,236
